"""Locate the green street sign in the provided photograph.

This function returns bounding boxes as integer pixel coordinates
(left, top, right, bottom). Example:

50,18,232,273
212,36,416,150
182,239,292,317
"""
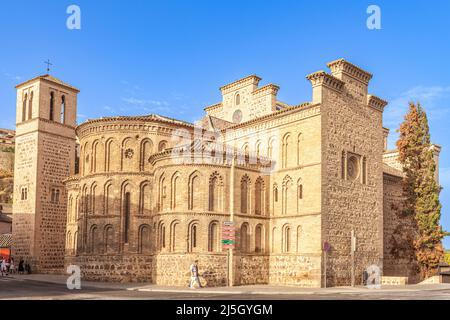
221,239,235,245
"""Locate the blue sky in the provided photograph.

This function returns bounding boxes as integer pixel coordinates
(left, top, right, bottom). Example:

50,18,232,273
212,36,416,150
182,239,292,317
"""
1,1,450,247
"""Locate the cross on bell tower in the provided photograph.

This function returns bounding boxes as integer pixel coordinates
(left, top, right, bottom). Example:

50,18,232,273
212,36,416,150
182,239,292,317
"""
44,59,53,73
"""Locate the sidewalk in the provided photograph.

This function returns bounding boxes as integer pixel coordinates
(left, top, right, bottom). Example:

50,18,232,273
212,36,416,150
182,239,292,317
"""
8,274,450,295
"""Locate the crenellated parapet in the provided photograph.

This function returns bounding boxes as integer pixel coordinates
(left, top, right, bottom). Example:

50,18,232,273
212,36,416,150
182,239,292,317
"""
367,94,388,112
306,71,345,92
327,58,373,85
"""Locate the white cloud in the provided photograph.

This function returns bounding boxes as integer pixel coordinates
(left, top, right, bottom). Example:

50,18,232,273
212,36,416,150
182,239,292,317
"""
122,97,169,107
3,72,22,81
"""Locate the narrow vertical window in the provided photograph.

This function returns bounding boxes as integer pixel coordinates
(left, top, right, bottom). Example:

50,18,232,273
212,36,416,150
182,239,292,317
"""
61,95,66,124
22,93,28,122
124,192,131,243
28,92,33,120
50,92,55,121
235,93,240,106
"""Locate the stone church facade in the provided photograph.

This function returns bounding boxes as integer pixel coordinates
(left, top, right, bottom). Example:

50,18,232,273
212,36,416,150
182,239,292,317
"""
12,59,440,287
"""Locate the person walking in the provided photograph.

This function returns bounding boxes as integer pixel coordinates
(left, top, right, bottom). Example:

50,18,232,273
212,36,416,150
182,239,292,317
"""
0,257,7,276
189,260,202,289
9,258,15,274
18,259,24,274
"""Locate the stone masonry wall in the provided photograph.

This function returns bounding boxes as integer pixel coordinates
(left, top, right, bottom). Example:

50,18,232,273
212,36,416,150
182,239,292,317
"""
383,173,420,283
319,65,384,287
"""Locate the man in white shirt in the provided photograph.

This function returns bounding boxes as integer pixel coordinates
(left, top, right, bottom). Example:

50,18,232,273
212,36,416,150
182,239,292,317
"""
189,260,202,289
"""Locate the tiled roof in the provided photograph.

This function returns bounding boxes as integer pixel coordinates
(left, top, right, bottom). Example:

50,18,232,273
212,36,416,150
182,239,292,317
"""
15,74,80,92
78,114,194,129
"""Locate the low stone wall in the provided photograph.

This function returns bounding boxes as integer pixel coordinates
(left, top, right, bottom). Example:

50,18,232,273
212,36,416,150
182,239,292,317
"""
381,276,408,285
65,252,323,287
235,254,269,285
269,254,322,287
155,253,229,287
66,255,154,283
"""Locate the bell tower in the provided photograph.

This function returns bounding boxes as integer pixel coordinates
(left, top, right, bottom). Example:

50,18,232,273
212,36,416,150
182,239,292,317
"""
12,74,79,273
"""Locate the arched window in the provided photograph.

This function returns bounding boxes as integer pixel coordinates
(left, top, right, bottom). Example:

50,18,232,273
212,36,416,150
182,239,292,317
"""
138,225,151,254
297,133,302,165
240,223,249,253
243,144,249,163
282,176,293,215
61,95,66,124
158,140,168,152
296,226,302,253
240,175,250,214
235,93,241,106
171,173,180,210
104,182,113,215
188,172,201,210
297,179,303,214
49,92,55,121
209,172,223,212
22,93,27,122
283,225,291,253
66,231,72,250
121,137,133,171
255,224,264,253
28,92,33,120
188,222,199,252
91,184,97,214
282,133,291,168
158,222,166,251
123,190,131,243
208,221,219,252
255,141,261,160
90,225,98,253
139,182,152,215
91,141,100,173
104,225,114,253
82,185,89,214
255,177,264,215
170,221,180,252
140,139,153,171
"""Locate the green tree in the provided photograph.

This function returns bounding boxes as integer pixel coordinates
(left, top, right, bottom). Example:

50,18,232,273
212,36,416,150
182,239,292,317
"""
397,102,448,279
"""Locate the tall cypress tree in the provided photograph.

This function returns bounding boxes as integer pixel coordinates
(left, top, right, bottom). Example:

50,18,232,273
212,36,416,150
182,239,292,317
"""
397,102,448,279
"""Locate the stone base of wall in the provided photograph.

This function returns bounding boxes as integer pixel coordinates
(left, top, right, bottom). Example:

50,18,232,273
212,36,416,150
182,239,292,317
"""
269,254,321,287
381,276,408,286
66,255,154,283
66,252,323,287
235,254,269,285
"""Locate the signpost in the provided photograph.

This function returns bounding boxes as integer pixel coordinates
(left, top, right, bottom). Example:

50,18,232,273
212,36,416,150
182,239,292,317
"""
222,221,235,249
222,221,235,287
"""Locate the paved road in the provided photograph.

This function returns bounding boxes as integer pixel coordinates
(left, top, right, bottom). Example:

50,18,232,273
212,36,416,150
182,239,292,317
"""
2,276,450,300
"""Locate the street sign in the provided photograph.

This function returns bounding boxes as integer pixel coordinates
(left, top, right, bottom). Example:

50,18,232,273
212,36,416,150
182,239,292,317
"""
222,221,236,250
323,241,331,252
